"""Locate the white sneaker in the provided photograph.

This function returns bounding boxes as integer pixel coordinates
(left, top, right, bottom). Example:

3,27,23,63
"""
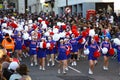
23,52,27,58
65,67,69,71
39,66,42,70
58,69,60,74
35,62,38,66
42,67,45,71
88,68,93,75
71,62,74,66
47,63,50,66
103,66,108,71
74,61,77,66
30,63,33,66
62,71,67,74
52,63,55,66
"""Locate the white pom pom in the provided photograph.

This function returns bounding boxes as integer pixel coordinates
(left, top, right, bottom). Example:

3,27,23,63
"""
41,21,46,24
44,32,50,36
2,23,7,27
42,24,47,29
84,48,89,55
53,28,58,34
28,20,33,24
89,29,95,37
46,43,50,48
40,42,43,48
22,32,29,40
7,30,13,36
4,17,7,21
38,17,42,20
16,24,23,31
52,34,60,41
102,47,108,54
113,38,120,45
24,26,28,31
59,32,66,38
57,22,62,26
21,22,24,25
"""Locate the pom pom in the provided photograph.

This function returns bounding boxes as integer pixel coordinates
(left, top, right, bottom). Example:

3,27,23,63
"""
53,28,59,34
82,31,88,37
38,17,42,23
55,26,59,29
108,48,114,56
2,23,7,27
89,29,95,37
93,50,101,58
46,43,51,48
102,47,108,54
22,45,26,50
52,34,60,41
50,32,54,36
50,43,54,50
28,20,33,24
38,32,41,39
16,24,23,31
113,38,120,45
62,25,67,30
72,25,77,30
79,38,86,44
33,24,37,30
57,22,62,26
10,22,18,28
22,32,29,40
44,32,50,36
59,32,66,38
94,35,99,42
45,20,49,25
84,48,89,55
42,24,47,29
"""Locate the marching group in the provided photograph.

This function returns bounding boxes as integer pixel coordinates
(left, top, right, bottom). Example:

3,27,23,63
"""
0,12,120,80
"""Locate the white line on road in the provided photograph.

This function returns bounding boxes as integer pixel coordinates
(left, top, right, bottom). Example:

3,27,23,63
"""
55,59,82,74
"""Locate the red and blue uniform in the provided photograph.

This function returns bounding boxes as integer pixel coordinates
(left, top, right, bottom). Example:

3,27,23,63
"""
101,41,111,56
15,36,23,50
88,42,99,60
29,40,37,55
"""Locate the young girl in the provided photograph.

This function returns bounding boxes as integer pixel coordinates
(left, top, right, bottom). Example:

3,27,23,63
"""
37,38,46,70
100,37,112,71
57,39,67,74
84,38,100,75
14,32,23,61
29,32,38,66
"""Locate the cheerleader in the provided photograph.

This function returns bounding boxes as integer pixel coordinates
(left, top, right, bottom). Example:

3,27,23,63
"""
29,32,38,66
14,32,23,61
64,38,72,70
37,38,46,70
70,34,82,66
100,37,112,71
46,36,56,66
57,39,67,74
84,38,100,74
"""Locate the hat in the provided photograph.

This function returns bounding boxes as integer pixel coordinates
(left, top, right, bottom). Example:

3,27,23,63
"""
2,61,10,70
8,62,19,71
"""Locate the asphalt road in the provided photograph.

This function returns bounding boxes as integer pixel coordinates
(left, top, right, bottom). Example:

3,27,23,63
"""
21,56,120,80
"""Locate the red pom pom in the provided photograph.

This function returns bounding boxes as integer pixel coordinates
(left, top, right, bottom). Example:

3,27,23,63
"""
72,25,77,30
94,35,99,42
7,22,10,27
50,32,54,36
33,24,37,30
38,32,41,39
45,21,49,25
62,25,67,30
10,22,18,28
85,28,90,34
108,48,114,56
82,31,88,37
55,26,59,29
79,38,83,43
72,29,77,33
12,58,19,63
38,20,42,23
22,45,26,50
43,42,46,48
94,50,101,58
50,43,54,50
74,31,79,37
66,50,70,55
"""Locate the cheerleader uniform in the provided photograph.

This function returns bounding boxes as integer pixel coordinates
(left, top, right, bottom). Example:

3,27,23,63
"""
101,41,111,56
57,44,67,60
50,40,57,54
29,40,37,55
65,43,72,59
88,42,99,60
37,42,46,58
15,36,23,50
70,36,83,53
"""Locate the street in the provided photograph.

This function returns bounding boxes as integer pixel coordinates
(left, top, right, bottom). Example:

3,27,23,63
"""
21,56,120,80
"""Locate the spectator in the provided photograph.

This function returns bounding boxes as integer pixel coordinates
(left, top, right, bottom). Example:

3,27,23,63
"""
0,64,6,80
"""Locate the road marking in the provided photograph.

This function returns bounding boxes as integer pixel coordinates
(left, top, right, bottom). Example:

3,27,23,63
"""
55,59,82,74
